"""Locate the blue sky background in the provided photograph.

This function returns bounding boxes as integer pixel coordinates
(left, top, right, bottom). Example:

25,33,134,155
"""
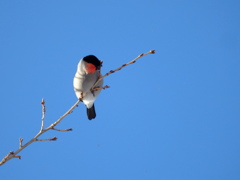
0,0,240,179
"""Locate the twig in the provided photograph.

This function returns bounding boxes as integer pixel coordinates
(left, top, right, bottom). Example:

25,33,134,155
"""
0,99,81,166
85,50,155,97
101,50,155,80
40,98,46,132
0,50,155,166
52,127,73,132
91,85,110,91
19,138,23,148
36,137,57,141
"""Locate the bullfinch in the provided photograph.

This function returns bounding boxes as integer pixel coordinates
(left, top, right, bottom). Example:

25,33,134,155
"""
73,55,103,120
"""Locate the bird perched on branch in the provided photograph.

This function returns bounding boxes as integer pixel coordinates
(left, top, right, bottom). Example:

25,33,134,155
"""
73,55,103,120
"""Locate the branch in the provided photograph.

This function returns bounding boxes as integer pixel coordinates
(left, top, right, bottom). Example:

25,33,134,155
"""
36,137,57,141
40,98,46,132
0,50,155,166
19,138,23,148
52,127,73,132
0,99,81,166
85,50,155,98
91,85,110,91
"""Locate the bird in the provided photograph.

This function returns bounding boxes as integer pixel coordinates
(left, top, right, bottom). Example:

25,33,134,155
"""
73,55,103,120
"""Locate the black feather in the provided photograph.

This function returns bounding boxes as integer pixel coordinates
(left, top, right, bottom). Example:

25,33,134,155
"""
87,104,96,120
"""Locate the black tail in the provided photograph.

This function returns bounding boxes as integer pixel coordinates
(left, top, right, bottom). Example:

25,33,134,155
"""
87,104,96,120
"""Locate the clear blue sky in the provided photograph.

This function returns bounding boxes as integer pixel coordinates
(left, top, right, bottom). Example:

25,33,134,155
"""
1,0,240,179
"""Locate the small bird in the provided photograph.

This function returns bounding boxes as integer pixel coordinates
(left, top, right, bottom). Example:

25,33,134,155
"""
73,55,103,120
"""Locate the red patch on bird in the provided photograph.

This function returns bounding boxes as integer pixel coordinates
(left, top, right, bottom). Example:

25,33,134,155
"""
86,63,96,73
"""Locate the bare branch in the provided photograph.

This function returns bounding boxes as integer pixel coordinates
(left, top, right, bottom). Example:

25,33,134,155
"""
52,127,73,132
85,50,156,98
36,137,57,141
0,99,81,166
19,138,23,148
0,50,155,166
91,85,110,91
40,98,46,132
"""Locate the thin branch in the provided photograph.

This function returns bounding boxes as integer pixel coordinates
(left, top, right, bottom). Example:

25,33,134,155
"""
36,137,57,141
85,50,155,98
0,99,81,166
0,50,155,166
19,138,23,148
52,127,73,132
40,98,46,132
102,50,155,78
14,156,21,159
91,85,110,91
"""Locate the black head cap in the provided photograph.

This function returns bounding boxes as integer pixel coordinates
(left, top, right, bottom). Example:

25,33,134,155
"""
83,55,101,68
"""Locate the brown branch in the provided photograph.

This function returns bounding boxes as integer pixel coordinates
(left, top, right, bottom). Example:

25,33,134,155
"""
0,99,81,166
36,137,57,141
0,50,155,166
102,50,155,79
52,127,73,132
85,50,156,98
91,85,110,91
